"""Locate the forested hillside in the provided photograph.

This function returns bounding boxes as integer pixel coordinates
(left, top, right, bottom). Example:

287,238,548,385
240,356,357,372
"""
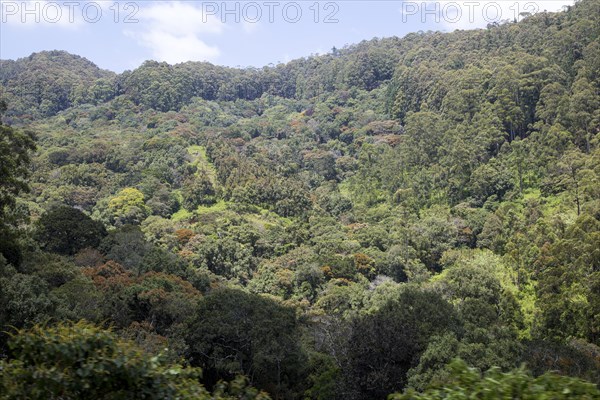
1,0,599,398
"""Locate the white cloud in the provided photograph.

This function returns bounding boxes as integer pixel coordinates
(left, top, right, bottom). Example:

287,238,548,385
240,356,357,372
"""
133,31,220,64
140,1,224,36
242,21,259,34
126,1,224,64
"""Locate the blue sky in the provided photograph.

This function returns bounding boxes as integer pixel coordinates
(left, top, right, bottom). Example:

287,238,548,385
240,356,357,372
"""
1,1,574,72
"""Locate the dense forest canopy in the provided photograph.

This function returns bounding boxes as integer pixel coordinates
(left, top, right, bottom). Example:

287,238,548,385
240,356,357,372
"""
0,0,599,398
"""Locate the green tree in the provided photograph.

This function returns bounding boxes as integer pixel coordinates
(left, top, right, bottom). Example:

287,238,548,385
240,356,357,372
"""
35,205,107,255
390,359,600,400
0,322,210,400
408,261,523,390
0,100,36,265
181,172,217,210
100,225,152,275
0,272,57,331
545,149,596,215
535,213,600,345
108,187,151,226
187,289,307,398
343,287,460,399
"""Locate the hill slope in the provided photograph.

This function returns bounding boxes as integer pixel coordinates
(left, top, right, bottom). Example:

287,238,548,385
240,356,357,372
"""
0,1,599,399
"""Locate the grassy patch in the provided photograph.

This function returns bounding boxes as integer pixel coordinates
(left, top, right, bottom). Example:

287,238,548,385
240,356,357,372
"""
171,208,193,221
187,145,218,186
196,199,228,215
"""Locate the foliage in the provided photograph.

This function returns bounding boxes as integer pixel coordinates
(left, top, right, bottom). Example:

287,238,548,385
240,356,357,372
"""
0,321,271,400
108,187,151,226
0,103,36,264
35,205,107,255
390,358,600,400
343,287,460,399
187,289,307,398
0,1,599,398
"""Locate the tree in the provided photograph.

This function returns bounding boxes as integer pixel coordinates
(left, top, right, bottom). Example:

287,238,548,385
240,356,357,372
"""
36,205,107,255
343,287,460,399
566,77,600,153
0,322,214,400
545,149,596,216
535,213,600,345
123,271,201,336
468,158,514,206
100,225,152,275
0,101,36,265
407,261,524,390
390,359,600,400
108,187,151,226
185,234,255,282
187,289,307,398
0,272,57,331
0,103,36,210
181,172,216,210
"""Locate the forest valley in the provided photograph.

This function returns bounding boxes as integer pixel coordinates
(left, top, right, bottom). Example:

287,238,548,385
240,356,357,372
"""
0,0,599,398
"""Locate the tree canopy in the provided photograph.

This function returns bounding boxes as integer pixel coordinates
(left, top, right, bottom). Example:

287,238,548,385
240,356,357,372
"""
0,1,599,398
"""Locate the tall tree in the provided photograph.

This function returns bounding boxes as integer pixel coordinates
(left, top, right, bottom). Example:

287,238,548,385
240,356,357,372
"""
0,100,36,265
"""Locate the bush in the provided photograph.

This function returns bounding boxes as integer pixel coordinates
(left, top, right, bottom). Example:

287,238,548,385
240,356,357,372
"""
0,321,271,400
390,359,600,400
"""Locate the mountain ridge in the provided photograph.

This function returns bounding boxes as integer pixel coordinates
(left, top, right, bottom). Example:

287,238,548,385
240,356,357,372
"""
1,0,597,122
0,1,599,398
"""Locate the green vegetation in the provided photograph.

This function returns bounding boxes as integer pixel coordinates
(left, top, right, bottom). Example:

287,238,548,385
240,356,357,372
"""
0,322,269,400
390,359,600,400
1,1,599,398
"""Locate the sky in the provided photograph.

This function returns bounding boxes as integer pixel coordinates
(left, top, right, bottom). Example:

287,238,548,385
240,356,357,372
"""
0,1,575,72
